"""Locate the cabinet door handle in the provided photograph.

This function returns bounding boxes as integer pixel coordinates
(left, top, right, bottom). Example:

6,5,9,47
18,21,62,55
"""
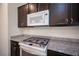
71,18,73,24
65,18,68,24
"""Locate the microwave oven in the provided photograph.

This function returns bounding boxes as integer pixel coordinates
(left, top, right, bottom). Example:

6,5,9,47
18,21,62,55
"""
27,10,49,26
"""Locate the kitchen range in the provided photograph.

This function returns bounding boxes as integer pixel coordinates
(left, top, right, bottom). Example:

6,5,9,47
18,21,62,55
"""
19,37,49,56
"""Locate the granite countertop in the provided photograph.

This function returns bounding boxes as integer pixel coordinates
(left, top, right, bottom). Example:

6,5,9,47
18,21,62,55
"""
11,34,79,56
48,40,79,56
11,34,32,42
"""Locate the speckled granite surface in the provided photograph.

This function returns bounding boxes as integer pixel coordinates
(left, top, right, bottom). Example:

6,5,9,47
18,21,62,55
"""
11,35,31,42
11,34,79,56
48,40,79,56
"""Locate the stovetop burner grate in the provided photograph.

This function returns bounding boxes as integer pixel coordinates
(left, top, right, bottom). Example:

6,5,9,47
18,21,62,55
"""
23,37,49,46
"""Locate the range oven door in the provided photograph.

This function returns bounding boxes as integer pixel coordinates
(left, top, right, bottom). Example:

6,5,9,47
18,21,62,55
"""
20,48,37,56
19,43,47,56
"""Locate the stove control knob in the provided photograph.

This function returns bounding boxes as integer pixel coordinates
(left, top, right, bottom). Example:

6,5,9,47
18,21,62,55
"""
29,44,33,46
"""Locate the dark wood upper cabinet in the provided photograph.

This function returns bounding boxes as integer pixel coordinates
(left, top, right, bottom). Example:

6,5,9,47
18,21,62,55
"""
18,3,79,27
18,4,28,27
71,4,77,19
49,3,68,26
28,3,38,14
64,3,79,25
49,3,79,26
38,3,49,11
67,4,71,19
28,3,49,13
70,3,79,24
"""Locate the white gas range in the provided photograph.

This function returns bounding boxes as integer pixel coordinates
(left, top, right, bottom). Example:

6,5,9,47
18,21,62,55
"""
19,37,49,56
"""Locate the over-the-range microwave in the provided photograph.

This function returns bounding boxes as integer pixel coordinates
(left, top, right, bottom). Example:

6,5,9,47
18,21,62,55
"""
27,10,49,26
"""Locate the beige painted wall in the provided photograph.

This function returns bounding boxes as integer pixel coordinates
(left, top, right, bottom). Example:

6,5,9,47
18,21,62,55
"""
0,3,9,56
8,3,25,36
8,3,26,56
0,3,1,55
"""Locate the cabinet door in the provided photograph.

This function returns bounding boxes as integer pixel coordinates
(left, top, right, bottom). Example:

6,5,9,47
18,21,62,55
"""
18,4,28,27
67,3,71,19
49,3,68,26
71,3,79,24
11,40,20,56
47,50,71,56
76,4,79,24
28,3,38,14
38,3,49,11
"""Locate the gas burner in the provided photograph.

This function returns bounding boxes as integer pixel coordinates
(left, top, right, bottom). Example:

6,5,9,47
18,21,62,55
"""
23,37,49,48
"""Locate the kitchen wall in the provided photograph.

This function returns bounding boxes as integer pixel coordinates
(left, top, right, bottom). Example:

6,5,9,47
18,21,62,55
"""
8,3,26,56
0,4,1,55
0,3,9,56
8,3,79,39
8,3,25,36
